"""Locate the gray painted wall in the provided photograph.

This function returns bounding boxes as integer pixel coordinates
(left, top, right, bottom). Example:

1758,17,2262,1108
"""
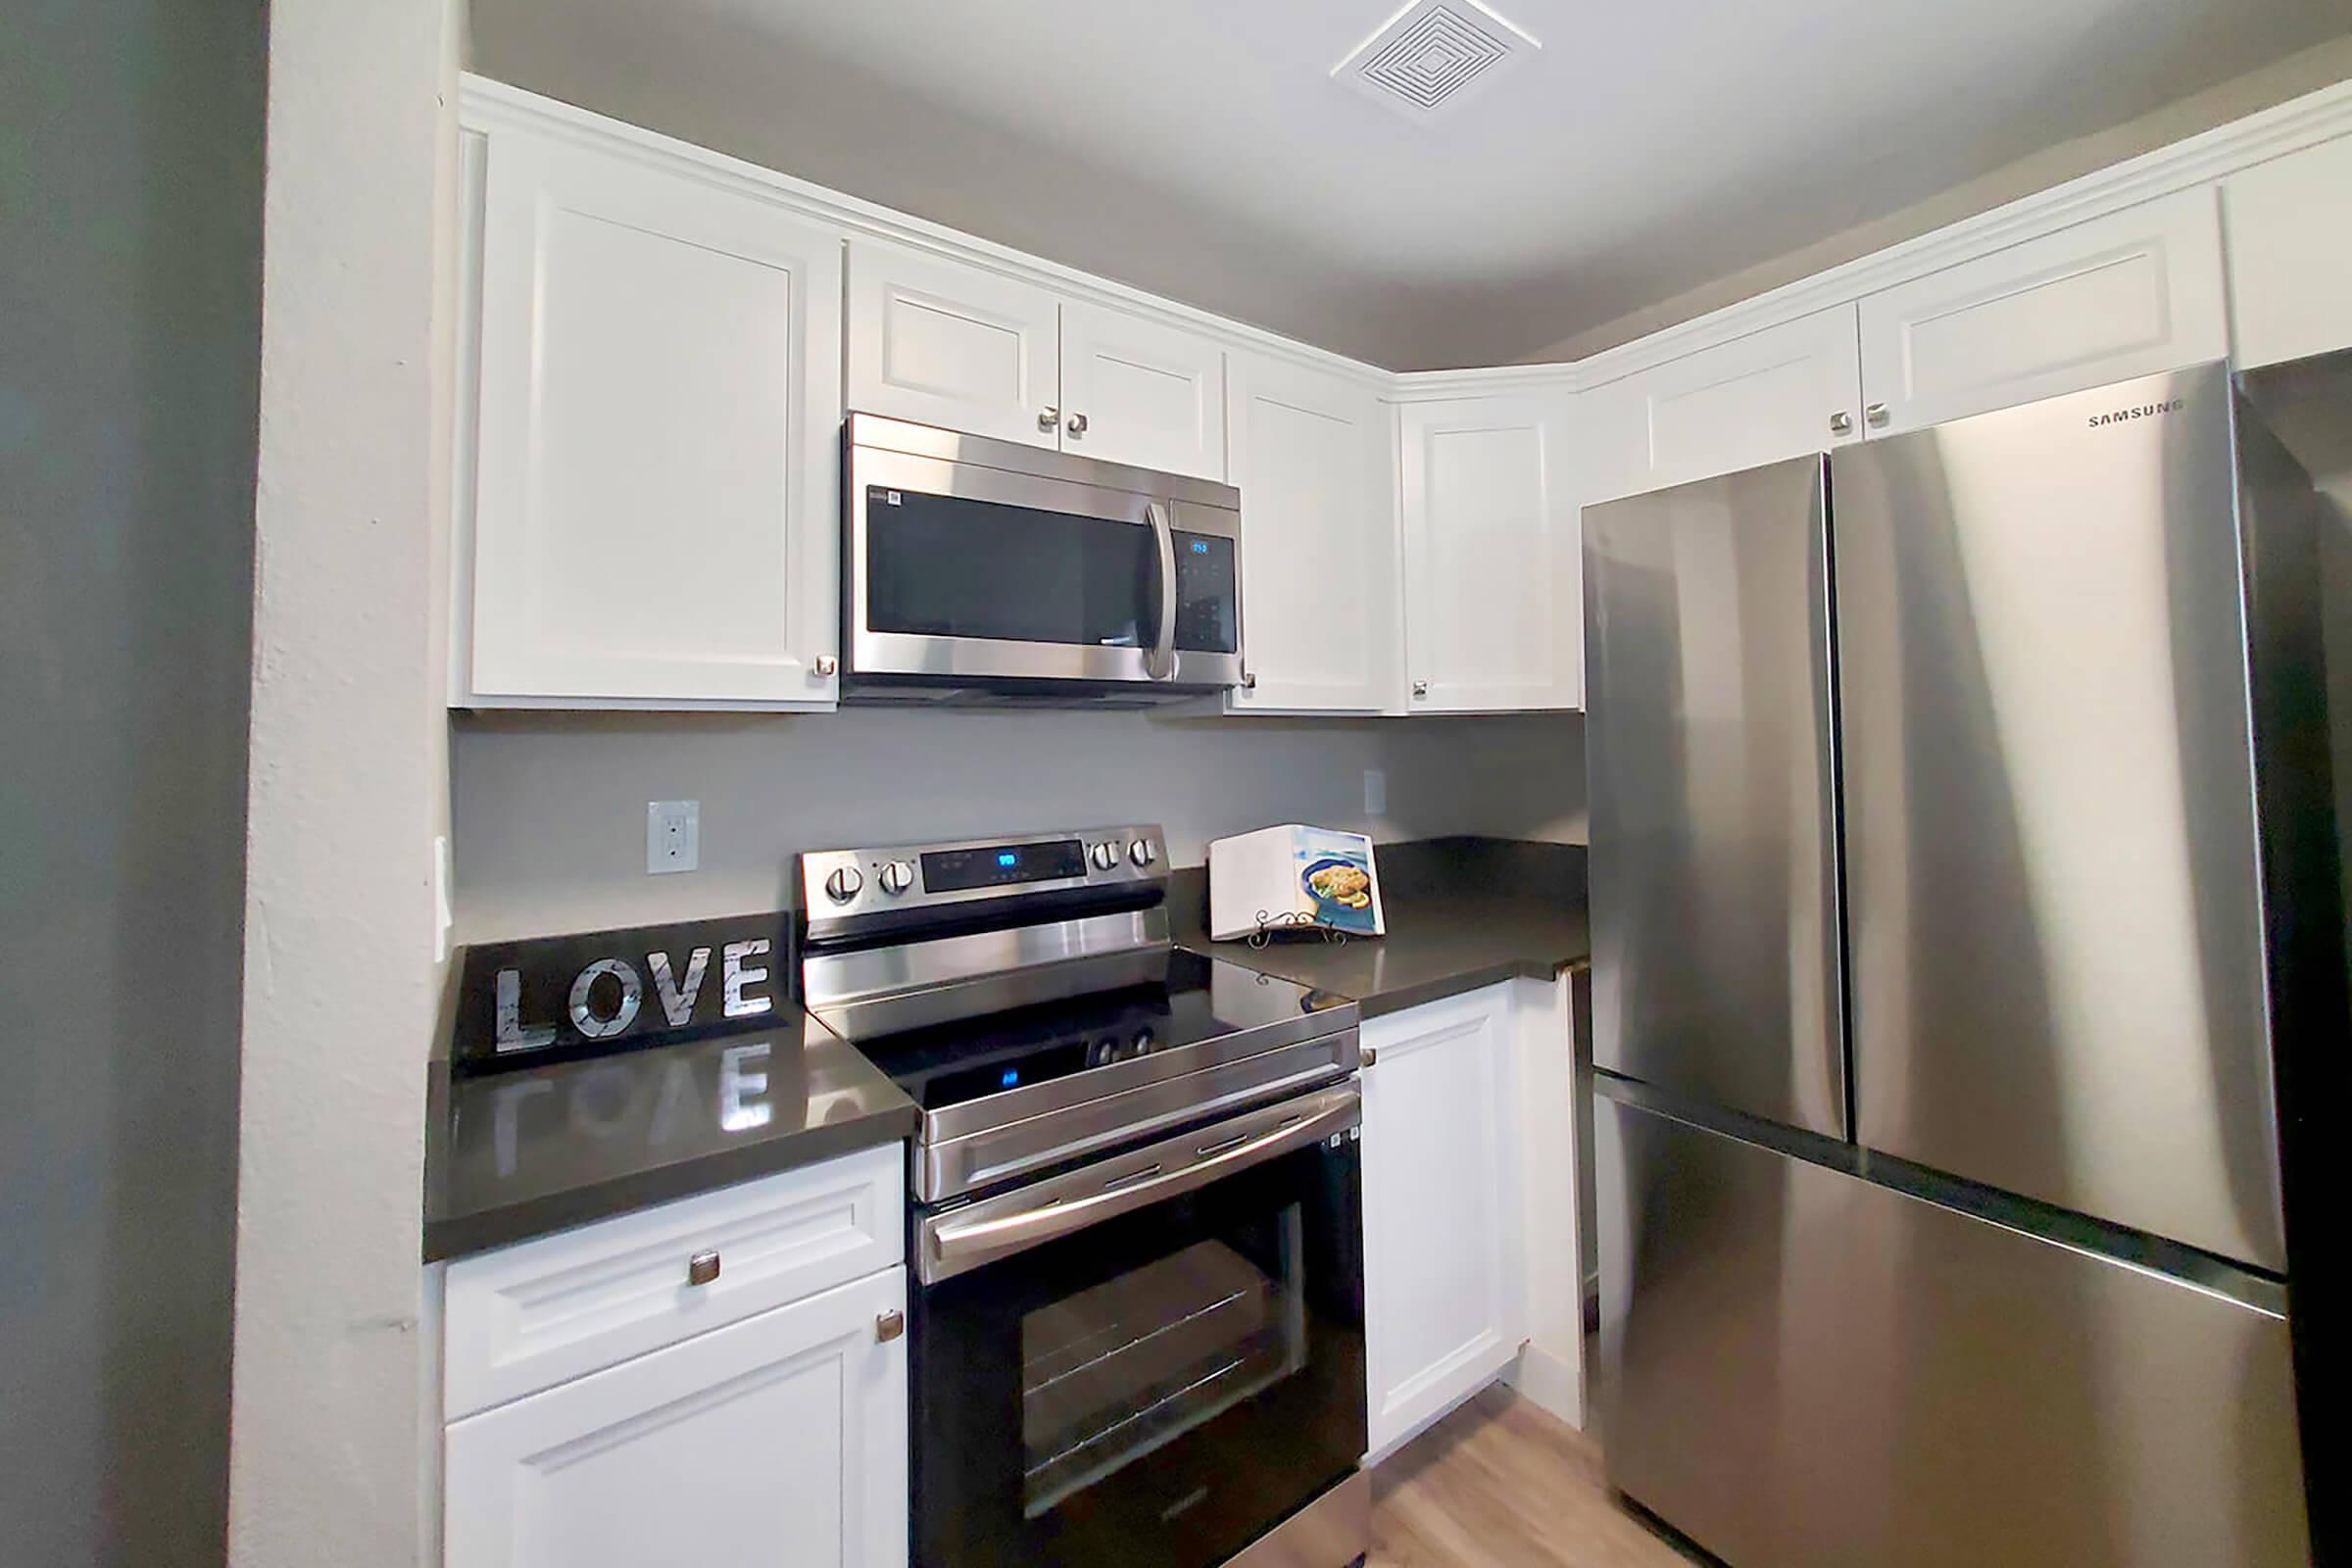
1,2,263,1562
452,709,1587,940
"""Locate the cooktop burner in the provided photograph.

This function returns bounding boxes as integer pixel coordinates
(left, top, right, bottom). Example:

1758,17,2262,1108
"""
858,949,1346,1110
795,825,1362,1204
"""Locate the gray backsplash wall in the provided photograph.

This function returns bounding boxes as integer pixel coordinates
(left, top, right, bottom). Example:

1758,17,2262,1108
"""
451,708,1587,940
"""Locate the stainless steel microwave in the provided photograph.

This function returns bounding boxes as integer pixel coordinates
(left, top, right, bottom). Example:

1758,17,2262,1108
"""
841,413,1246,705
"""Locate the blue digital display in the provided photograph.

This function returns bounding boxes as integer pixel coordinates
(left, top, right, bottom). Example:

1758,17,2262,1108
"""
1190,540,1210,555
1000,1069,1020,1088
998,852,1018,866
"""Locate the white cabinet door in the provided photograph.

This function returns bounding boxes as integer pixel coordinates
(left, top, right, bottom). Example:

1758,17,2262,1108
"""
1398,394,1581,711
2224,134,2352,368
1361,985,1527,1457
466,126,843,707
445,1268,908,1568
1224,353,1396,713
1057,301,1226,478
846,240,1061,448
1857,187,2228,434
1586,304,1863,500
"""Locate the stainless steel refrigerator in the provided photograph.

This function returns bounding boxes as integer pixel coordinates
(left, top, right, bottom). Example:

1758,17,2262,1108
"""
1584,356,2352,1568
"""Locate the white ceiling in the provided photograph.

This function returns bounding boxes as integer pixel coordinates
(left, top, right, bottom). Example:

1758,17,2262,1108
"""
470,0,2350,369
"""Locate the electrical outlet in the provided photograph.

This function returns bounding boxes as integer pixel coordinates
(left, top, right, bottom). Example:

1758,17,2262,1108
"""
647,800,700,874
1363,768,1388,816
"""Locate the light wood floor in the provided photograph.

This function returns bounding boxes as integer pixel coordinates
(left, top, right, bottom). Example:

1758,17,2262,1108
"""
1367,1387,1700,1567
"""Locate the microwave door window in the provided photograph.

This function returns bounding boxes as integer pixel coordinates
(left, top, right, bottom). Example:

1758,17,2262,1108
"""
867,488,1153,648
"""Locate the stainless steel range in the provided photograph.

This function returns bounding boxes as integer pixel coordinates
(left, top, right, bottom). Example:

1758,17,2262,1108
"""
798,826,1369,1568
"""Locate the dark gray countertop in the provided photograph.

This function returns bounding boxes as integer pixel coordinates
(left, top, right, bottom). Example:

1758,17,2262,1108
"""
1168,838,1589,1018
423,1008,917,1261
423,837,1581,1258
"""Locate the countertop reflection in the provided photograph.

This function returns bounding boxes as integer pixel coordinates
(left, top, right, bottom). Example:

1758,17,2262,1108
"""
424,1010,916,1261
1167,838,1589,1019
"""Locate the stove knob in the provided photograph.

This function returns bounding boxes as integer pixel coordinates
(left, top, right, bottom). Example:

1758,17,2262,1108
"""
1128,839,1157,868
824,865,863,903
1090,841,1118,871
878,859,915,896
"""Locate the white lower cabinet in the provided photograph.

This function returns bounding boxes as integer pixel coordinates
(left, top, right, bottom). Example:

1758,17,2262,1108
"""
445,1266,907,1568
438,1145,909,1568
1360,984,1528,1457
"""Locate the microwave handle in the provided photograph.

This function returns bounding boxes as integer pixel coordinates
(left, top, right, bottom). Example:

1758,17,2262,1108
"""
1144,500,1178,680
919,1083,1359,1283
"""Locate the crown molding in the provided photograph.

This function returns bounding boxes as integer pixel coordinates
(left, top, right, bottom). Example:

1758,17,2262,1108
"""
464,71,2352,410
1393,74,2352,402
458,75,1395,390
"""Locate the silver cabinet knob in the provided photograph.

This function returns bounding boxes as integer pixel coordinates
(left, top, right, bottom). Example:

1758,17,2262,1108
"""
1361,1046,1379,1069
1038,405,1058,431
878,859,915,896
1129,839,1157,868
1865,402,1890,428
687,1250,720,1287
812,654,837,678
1411,680,1429,698
876,1309,905,1344
1090,841,1118,871
1065,411,1089,437
824,865,863,903
1829,411,1853,435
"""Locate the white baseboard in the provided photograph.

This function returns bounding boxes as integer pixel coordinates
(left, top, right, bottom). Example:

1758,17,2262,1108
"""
1502,1341,1585,1430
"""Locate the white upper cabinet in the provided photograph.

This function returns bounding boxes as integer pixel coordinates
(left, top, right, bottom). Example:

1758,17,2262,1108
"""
845,240,1062,448
2223,134,2352,369
462,124,844,708
1224,353,1396,713
1361,985,1528,1457
847,245,1228,479
1583,304,1863,502
1398,394,1581,712
1856,187,2229,434
1058,301,1226,478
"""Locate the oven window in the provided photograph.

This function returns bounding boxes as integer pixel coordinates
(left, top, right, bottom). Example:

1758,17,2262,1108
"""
866,487,1154,648
911,1137,1363,1568
1020,1211,1304,1518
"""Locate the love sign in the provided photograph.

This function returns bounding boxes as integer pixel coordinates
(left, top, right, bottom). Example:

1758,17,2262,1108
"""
450,912,794,1072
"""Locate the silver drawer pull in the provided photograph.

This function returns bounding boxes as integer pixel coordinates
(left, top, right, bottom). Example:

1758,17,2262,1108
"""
1102,1162,1163,1191
686,1250,720,1287
876,1309,905,1344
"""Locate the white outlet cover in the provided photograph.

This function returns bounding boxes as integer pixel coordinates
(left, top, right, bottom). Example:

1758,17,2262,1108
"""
1363,768,1389,816
647,800,700,874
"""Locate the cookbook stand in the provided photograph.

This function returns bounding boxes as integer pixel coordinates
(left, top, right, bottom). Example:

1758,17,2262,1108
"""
1245,909,1351,951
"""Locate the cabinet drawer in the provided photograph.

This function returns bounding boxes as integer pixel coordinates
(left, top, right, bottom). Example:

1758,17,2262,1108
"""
445,1143,903,1418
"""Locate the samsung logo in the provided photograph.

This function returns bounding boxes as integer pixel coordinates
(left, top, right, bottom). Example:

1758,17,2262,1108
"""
2087,398,2184,428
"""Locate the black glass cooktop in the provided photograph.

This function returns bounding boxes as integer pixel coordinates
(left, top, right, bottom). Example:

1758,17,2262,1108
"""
856,948,1350,1111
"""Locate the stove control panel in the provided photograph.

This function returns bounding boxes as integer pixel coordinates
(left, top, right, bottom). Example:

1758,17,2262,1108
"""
800,824,1169,926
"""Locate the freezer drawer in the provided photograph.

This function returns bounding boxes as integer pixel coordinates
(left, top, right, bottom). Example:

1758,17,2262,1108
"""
1829,364,2286,1269
1595,1093,2307,1568
1582,455,1845,1138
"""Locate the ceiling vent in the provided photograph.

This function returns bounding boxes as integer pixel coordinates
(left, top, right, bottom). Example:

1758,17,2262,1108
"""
1332,0,1541,124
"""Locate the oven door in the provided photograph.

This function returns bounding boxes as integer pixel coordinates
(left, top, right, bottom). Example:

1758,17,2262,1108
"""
846,416,1244,692
910,1086,1363,1568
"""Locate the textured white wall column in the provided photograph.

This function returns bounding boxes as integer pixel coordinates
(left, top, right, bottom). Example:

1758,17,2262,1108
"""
230,1,461,1563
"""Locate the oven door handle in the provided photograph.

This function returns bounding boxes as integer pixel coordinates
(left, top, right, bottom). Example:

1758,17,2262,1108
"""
920,1084,1359,1284
1144,500,1178,681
